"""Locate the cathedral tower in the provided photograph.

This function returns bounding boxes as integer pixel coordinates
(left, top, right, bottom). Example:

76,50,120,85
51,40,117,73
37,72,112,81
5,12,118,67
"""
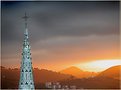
19,13,35,90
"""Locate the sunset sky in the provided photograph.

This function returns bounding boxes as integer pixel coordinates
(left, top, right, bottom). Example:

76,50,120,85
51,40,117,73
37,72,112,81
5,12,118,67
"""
1,1,121,72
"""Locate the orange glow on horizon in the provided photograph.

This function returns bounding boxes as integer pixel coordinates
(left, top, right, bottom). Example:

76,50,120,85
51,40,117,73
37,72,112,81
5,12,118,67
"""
75,59,121,72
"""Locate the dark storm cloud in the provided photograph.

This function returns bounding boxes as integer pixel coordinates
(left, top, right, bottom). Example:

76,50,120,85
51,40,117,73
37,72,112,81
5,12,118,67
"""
1,1,119,43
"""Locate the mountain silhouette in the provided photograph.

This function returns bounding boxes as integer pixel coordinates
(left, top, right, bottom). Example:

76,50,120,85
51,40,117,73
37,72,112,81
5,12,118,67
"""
97,65,121,80
60,65,120,89
33,68,74,83
1,66,74,89
1,65,120,89
60,66,98,78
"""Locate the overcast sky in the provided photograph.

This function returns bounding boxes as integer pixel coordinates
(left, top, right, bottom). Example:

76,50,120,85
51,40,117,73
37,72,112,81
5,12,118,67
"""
1,1,120,71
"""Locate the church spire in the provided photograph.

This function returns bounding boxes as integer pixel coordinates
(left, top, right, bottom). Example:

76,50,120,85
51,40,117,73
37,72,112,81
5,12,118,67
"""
19,13,35,90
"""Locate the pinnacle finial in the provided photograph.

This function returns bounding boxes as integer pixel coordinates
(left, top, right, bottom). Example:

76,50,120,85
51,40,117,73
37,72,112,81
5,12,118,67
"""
22,12,29,29
22,12,29,22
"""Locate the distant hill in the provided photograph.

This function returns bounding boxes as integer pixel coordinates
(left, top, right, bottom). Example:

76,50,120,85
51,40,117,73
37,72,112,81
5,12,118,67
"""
60,65,121,89
97,65,121,80
1,65,120,89
60,66,98,78
1,66,20,89
60,76,120,89
1,66,74,89
33,68,74,83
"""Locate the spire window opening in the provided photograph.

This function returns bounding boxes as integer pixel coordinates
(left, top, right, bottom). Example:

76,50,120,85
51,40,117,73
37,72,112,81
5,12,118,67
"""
25,82,28,85
25,70,28,72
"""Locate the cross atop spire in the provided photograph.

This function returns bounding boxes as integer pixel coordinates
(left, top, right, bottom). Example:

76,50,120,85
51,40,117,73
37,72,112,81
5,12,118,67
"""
22,12,29,22
22,12,29,29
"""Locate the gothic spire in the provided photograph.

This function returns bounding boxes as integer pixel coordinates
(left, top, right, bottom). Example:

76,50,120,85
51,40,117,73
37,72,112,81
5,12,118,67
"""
19,13,35,90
